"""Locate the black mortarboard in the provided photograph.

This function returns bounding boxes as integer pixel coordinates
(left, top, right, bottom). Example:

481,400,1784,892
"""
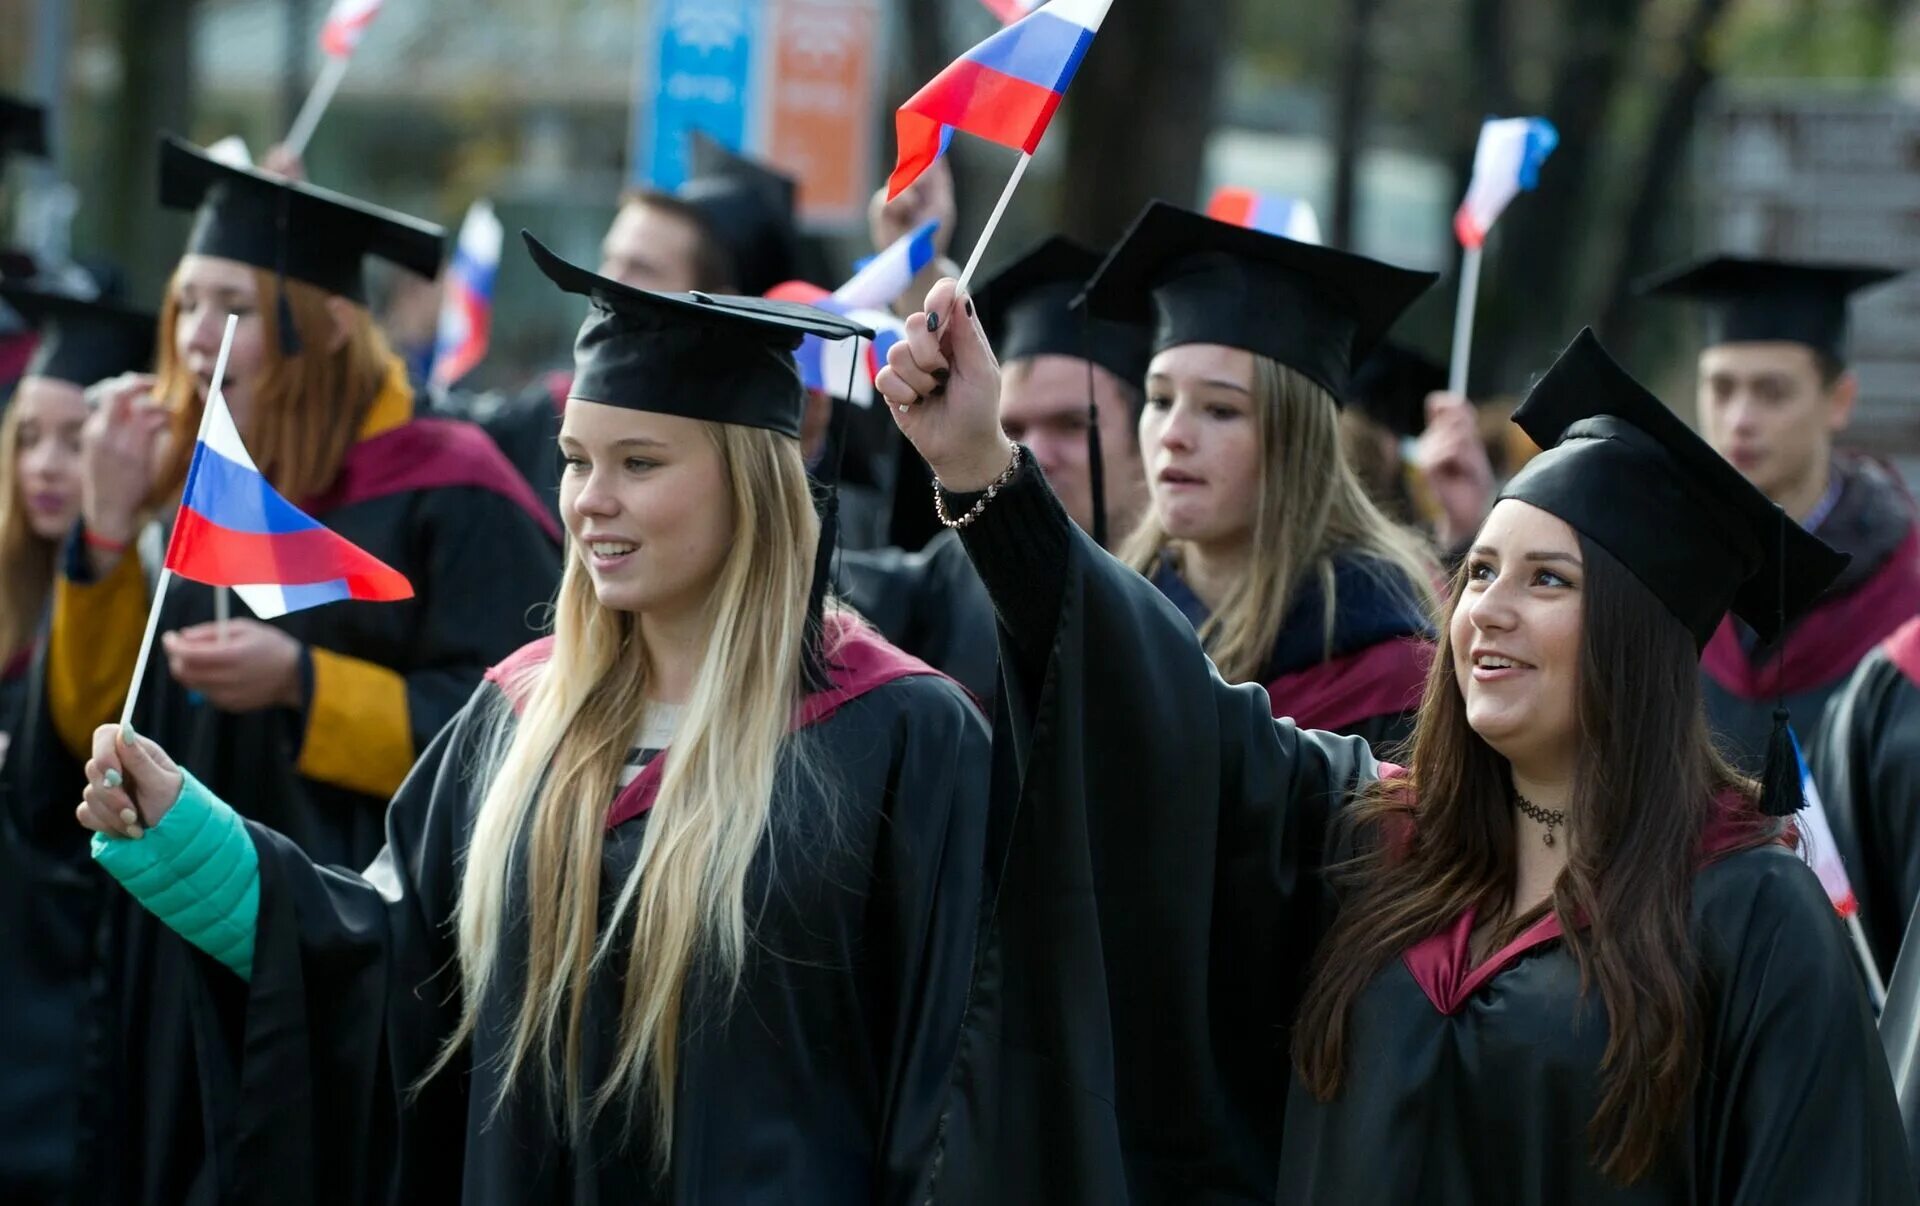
976,236,1151,387
157,134,445,305
1077,200,1438,401
0,284,154,387
523,231,869,438
678,131,801,297
1638,255,1902,365
1,95,48,160
1503,329,1846,650
1348,342,1448,438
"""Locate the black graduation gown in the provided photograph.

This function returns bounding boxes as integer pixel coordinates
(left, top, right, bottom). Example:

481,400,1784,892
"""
432,373,568,529
1816,617,1920,977
1702,455,1920,773
835,531,999,704
928,458,1913,1205
159,635,989,1205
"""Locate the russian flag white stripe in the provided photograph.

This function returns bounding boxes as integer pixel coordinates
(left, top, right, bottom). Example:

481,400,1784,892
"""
1036,0,1113,34
200,387,263,474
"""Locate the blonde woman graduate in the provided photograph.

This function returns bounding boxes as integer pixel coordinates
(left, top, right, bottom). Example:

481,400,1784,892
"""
74,234,992,1206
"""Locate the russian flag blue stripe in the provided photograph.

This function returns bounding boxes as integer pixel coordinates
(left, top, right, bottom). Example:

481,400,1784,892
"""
181,443,323,536
278,580,354,610
963,12,1095,94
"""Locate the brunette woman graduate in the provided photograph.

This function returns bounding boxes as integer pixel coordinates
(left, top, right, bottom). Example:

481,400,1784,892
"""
75,234,990,1205
876,279,1913,1203
1084,202,1442,750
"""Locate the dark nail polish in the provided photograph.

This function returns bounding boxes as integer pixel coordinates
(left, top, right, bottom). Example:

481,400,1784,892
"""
931,384,948,398
926,311,940,333
964,299,974,318
932,368,950,383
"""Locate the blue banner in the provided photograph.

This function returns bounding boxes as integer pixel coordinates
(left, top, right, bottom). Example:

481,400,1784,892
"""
632,0,763,189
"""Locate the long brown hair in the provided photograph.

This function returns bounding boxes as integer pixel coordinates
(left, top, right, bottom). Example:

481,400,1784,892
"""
1120,356,1434,683
149,267,395,506
0,401,56,662
1293,532,1759,1183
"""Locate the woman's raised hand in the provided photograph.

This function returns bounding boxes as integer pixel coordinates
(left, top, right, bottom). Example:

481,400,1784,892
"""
875,278,1016,493
79,373,168,550
76,724,185,841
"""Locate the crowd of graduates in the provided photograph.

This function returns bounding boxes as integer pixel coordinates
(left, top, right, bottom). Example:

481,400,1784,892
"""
5,76,1920,1203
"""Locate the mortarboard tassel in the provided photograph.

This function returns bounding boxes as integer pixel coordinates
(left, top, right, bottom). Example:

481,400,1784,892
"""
273,188,302,357
1082,309,1108,549
800,350,859,692
1758,508,1802,817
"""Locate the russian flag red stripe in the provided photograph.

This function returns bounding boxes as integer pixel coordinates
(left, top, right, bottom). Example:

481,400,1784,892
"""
166,507,412,599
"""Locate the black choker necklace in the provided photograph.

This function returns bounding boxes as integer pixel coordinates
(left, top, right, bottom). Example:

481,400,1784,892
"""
1514,794,1567,847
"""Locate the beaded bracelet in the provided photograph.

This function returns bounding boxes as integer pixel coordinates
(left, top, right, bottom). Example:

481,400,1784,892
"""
933,445,1021,530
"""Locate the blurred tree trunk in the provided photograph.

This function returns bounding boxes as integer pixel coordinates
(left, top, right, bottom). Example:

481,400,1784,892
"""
1472,0,1648,391
1329,0,1383,250
1060,0,1240,245
95,0,196,301
1595,0,1736,355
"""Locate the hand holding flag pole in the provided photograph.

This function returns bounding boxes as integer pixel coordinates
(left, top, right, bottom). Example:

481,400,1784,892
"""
888,0,1114,297
1447,116,1558,395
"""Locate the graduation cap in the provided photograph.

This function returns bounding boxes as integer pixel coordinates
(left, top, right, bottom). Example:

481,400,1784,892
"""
0,284,154,387
976,236,1151,387
0,95,48,160
977,236,1152,548
1077,200,1438,401
158,133,445,306
1348,342,1447,438
525,229,873,688
1638,255,1903,365
1500,329,1849,815
677,131,801,298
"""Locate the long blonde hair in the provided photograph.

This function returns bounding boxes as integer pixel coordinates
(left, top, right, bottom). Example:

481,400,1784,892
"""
1122,355,1436,683
150,267,394,506
442,420,822,1161
0,401,56,662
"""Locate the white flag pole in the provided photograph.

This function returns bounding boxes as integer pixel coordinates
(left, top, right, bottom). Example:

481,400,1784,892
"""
1446,244,1483,397
283,54,352,159
119,316,239,730
1851,913,1889,1011
214,586,231,644
955,151,1032,296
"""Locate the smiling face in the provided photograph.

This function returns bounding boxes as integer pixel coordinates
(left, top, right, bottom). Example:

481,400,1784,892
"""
558,401,735,618
1137,343,1261,551
9,376,89,541
170,254,269,433
1450,499,1586,774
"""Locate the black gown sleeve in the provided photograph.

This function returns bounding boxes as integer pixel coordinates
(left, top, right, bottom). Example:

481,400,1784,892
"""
1815,650,1920,975
932,456,1382,1203
189,687,494,1206
1694,848,1916,1204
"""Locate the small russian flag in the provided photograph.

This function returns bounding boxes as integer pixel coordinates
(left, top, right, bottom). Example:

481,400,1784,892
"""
1205,187,1323,245
1453,116,1558,250
319,0,383,58
833,219,941,313
429,199,503,390
980,0,1045,23
1790,728,1861,918
765,281,905,409
164,384,413,618
888,0,1113,201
